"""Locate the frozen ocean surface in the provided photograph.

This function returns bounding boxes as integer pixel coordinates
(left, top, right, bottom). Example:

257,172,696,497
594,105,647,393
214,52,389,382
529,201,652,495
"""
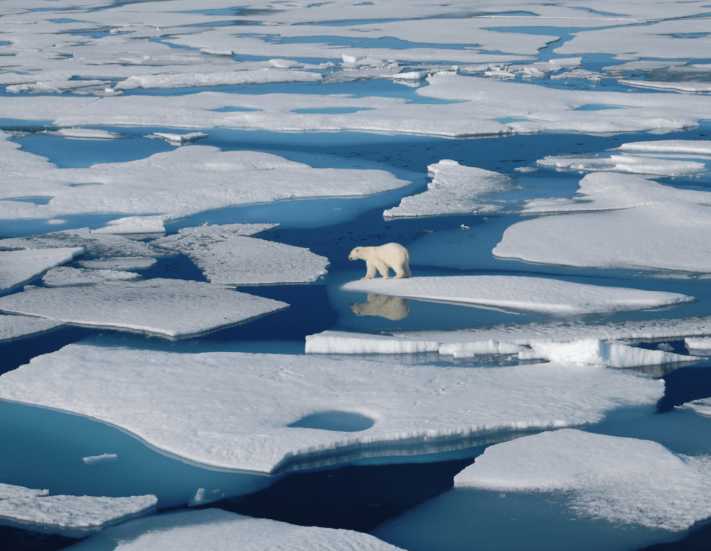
1,1,711,550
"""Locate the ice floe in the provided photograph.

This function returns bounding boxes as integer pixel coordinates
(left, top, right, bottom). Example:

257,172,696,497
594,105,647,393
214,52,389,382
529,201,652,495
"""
536,153,705,177
68,509,402,550
686,398,711,417
93,216,167,236
115,69,322,90
384,160,512,219
77,257,157,271
0,341,662,473
46,128,121,140
154,224,328,286
685,337,711,354
0,279,288,339
0,483,156,538
306,330,440,355
496,172,711,273
0,248,83,294
343,276,690,315
618,140,711,156
457,429,711,531
42,267,139,287
147,132,207,146
0,314,64,344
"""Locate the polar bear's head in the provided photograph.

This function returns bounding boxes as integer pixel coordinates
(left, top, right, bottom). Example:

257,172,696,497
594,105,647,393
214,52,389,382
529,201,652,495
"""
348,247,364,261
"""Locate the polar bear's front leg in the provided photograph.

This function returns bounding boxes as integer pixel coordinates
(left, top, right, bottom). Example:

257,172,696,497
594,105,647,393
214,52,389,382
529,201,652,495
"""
363,260,377,279
373,260,391,279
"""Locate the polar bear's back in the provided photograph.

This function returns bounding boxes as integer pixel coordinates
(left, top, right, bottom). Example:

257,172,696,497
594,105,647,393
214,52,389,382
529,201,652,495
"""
377,242,409,262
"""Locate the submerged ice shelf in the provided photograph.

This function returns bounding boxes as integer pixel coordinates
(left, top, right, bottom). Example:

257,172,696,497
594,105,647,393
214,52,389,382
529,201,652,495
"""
0,341,661,474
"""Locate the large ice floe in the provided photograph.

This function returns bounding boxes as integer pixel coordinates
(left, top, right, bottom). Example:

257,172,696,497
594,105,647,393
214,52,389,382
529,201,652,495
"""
0,280,287,339
343,276,690,315
0,483,156,538
68,508,402,551
495,172,711,273
0,341,662,473
0,136,408,226
154,224,329,286
376,430,711,551
0,314,63,344
0,247,83,294
384,160,512,219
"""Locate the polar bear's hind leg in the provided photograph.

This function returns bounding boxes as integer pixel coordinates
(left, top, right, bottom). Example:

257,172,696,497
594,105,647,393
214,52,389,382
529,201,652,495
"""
374,260,391,279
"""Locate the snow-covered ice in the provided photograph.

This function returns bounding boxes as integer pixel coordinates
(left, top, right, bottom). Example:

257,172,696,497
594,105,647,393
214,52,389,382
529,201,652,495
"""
536,154,705,177
0,248,83,294
343,276,690,315
457,429,711,531
306,330,440,355
0,279,288,339
93,216,167,236
147,132,207,146
78,257,157,271
0,484,156,538
0,314,64,344
67,508,402,551
154,224,328,286
496,173,711,273
115,69,322,90
0,341,662,473
42,267,140,287
618,140,711,157
384,160,512,219
686,398,711,418
685,337,711,353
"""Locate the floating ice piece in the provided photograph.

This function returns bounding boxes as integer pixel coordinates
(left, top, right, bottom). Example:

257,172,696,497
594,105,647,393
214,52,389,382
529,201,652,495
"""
620,80,711,93
78,257,157,271
0,341,662,473
0,279,287,339
115,69,322,90
0,484,156,538
148,132,207,146
0,229,157,261
154,224,328,286
686,398,711,417
82,454,118,465
46,128,120,140
94,216,167,236
343,276,690,315
497,173,711,272
520,339,696,368
69,509,402,550
536,154,705,177
457,429,711,531
305,330,440,355
685,337,711,353
42,267,139,287
619,140,711,156
0,248,83,294
384,160,512,219
392,71,428,81
0,314,63,344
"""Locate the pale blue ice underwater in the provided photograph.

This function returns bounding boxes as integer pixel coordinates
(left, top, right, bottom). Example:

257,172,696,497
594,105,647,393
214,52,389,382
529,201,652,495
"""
2,44,711,550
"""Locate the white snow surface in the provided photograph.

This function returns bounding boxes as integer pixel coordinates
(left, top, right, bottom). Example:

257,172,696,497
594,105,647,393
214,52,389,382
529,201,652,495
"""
306,330,440,355
147,132,207,146
42,267,139,286
685,337,711,351
457,429,711,531
619,140,711,156
496,173,711,272
67,508,403,551
536,153,705,177
115,69,321,90
0,279,287,339
78,257,157,271
0,248,83,293
686,398,711,418
154,224,328,286
0,341,662,473
384,160,512,218
343,276,690,315
93,216,167,235
0,485,156,538
0,314,64,343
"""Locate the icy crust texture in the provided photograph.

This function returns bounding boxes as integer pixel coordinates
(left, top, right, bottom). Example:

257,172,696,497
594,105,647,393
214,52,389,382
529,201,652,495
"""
68,508,403,551
0,247,83,293
0,342,662,473
343,275,690,315
0,314,64,343
458,429,711,531
0,279,288,339
495,172,711,273
154,224,328,286
384,160,512,218
0,484,156,538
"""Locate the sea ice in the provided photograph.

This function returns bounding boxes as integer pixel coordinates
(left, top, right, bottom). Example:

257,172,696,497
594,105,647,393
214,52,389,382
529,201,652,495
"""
0,279,288,339
0,484,156,538
536,153,705,177
93,216,167,235
0,314,64,344
457,429,711,531
46,128,121,140
0,248,83,294
618,140,711,157
343,276,690,315
115,69,322,90
384,160,512,219
147,132,207,146
496,173,711,272
686,398,711,417
154,224,328,286
42,267,139,287
685,337,711,353
67,508,402,550
78,257,157,271
0,341,662,473
305,330,440,355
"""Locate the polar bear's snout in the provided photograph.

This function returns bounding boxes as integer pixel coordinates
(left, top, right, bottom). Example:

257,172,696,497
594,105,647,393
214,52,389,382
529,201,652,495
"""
347,242,411,279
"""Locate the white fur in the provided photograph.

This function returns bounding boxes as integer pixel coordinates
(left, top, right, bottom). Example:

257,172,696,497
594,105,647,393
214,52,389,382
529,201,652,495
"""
348,243,411,279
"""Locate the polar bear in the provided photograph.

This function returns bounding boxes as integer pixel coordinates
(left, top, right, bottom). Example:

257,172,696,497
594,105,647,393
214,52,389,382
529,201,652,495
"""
351,293,410,320
348,242,411,279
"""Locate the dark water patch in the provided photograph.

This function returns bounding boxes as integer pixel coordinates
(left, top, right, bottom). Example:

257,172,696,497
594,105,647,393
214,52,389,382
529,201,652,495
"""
0,526,72,551
212,105,261,112
139,253,206,282
658,362,711,412
0,326,92,376
258,33,481,51
215,454,477,531
1,195,53,205
640,518,711,550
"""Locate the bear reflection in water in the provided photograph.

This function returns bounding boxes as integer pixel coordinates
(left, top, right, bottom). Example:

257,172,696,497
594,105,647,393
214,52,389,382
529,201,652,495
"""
351,293,410,321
